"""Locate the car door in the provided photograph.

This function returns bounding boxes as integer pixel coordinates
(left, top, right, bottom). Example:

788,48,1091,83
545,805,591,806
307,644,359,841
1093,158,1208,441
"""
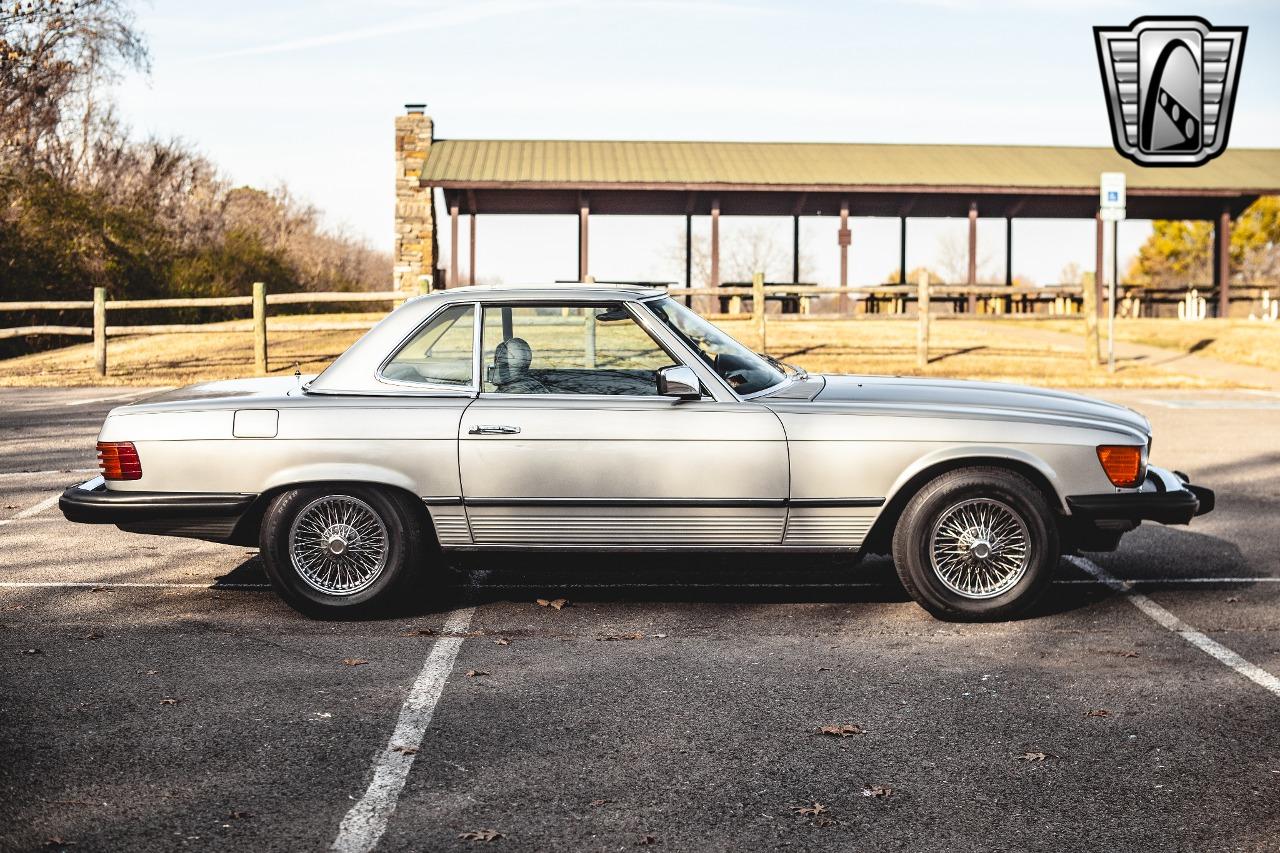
458,300,789,547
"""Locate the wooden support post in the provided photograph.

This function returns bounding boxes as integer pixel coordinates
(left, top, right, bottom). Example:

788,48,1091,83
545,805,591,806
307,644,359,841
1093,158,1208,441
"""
1004,217,1013,313
1218,207,1232,319
710,198,720,288
684,213,693,308
838,199,850,314
449,201,459,287
916,269,930,370
578,196,589,282
253,281,268,375
752,271,766,353
792,214,800,284
967,201,978,313
92,287,106,377
898,217,907,286
468,214,476,286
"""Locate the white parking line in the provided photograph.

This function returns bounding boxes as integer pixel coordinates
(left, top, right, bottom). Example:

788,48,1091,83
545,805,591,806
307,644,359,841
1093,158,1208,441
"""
1069,556,1280,699
332,606,476,853
0,493,61,527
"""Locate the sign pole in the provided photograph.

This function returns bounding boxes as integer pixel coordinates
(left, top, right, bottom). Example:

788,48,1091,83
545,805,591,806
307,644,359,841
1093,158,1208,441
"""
1098,172,1126,375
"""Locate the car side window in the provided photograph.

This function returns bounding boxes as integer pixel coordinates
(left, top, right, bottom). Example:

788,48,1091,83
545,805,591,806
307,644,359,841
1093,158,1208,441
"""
481,304,676,395
382,303,475,386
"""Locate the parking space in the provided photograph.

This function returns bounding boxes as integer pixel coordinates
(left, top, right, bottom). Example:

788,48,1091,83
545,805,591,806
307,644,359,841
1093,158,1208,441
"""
1,387,1278,851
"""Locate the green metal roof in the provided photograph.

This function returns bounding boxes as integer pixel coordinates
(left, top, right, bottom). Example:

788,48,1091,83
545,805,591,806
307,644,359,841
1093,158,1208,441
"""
422,139,1280,193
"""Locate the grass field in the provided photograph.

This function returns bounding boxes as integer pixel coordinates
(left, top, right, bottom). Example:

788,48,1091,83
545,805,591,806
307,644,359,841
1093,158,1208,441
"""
0,312,1240,389
1013,318,1280,372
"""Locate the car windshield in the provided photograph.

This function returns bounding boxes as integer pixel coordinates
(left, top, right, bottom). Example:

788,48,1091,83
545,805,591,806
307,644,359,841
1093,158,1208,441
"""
644,297,787,396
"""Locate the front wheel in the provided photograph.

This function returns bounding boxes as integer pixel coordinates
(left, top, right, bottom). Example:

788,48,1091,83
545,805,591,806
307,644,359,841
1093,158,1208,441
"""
891,467,1059,621
259,485,429,619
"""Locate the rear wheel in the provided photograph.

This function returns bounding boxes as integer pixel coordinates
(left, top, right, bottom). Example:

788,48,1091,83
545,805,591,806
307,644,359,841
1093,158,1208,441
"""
891,467,1059,621
260,485,429,618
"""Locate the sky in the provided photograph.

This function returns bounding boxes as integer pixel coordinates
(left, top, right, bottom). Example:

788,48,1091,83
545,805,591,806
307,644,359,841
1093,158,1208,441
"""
115,0,1280,287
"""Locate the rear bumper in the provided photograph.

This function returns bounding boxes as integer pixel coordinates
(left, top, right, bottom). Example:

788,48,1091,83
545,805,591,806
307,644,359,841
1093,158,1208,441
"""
1067,465,1214,527
60,477,257,543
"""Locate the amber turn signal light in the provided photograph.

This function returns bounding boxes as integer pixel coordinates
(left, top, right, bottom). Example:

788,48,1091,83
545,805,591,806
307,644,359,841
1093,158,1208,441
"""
97,441,142,481
1096,445,1143,488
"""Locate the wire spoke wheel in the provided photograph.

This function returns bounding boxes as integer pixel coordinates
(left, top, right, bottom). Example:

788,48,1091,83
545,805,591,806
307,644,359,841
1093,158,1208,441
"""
288,495,389,596
928,497,1030,599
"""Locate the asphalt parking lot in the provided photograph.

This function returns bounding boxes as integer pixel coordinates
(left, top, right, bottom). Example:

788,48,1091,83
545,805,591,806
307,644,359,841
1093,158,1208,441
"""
1,386,1278,852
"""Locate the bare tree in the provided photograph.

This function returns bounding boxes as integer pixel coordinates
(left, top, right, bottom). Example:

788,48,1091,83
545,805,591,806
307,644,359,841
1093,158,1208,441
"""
0,0,148,174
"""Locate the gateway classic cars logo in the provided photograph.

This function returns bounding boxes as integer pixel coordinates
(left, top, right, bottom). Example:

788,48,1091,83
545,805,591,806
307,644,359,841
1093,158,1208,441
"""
1094,16,1247,167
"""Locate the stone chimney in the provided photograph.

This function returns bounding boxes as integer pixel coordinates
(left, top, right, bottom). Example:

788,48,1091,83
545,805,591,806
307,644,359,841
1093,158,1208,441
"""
394,103,436,294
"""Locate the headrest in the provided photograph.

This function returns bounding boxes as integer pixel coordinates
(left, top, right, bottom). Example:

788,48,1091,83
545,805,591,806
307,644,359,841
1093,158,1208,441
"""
492,337,533,384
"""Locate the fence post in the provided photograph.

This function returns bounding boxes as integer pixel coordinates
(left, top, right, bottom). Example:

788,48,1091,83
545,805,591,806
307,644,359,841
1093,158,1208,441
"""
916,270,929,370
92,287,106,377
1081,272,1100,364
752,272,766,353
253,282,267,375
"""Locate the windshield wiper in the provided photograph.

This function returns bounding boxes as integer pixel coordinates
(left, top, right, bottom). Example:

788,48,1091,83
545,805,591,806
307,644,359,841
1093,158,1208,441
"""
760,352,807,380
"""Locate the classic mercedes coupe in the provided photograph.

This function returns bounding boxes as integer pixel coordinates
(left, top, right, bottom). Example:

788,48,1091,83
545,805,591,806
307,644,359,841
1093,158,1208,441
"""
61,285,1213,620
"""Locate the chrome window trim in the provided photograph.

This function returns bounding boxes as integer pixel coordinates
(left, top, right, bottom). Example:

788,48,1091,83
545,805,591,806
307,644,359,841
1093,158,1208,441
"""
373,301,481,396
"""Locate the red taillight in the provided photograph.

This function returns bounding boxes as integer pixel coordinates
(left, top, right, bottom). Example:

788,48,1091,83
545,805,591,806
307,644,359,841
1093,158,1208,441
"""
97,441,142,481
1096,445,1143,488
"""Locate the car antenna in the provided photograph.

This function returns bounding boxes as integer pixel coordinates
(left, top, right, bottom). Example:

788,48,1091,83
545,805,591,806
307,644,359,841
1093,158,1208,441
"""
293,362,302,385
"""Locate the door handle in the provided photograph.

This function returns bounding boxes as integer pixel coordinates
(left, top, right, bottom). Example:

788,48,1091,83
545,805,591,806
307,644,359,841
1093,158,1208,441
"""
468,424,521,435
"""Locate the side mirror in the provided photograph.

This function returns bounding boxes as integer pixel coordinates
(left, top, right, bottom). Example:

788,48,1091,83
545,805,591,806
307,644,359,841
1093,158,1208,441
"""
657,365,701,400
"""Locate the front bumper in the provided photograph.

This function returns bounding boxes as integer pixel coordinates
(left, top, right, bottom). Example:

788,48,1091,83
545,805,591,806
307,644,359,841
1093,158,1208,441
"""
1067,465,1214,527
60,477,258,543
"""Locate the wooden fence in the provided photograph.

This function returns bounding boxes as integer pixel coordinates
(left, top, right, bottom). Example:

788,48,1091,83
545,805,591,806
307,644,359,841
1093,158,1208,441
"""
0,283,423,377
1,278,1274,377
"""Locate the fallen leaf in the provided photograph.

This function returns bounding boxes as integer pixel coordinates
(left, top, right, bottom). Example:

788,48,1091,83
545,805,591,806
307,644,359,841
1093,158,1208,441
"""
21,648,43,655
466,669,490,678
817,666,831,672
654,633,668,639
402,628,436,637
159,698,180,706
227,810,252,820
90,586,109,593
1085,709,1110,718
1117,650,1140,658
458,828,504,843
860,784,893,798
80,633,103,641
494,637,510,645
599,632,644,641
2,504,16,509
1018,752,1049,761
391,745,419,755
818,724,864,737
791,801,826,817
637,835,659,846
1226,596,1240,603
142,670,159,676
342,658,369,667
589,798,611,806
536,598,568,610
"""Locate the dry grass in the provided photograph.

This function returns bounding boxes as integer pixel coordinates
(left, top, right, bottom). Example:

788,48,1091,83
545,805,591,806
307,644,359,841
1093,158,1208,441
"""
1011,318,1280,372
0,313,1231,389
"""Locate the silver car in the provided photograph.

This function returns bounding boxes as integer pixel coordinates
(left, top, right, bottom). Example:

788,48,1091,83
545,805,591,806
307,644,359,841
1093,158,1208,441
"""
61,285,1213,620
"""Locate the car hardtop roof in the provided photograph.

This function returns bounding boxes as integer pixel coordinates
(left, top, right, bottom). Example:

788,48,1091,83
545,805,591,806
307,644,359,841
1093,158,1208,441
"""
427,283,669,303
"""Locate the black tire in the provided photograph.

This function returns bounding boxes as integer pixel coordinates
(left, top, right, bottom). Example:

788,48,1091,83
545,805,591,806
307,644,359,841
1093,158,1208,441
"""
891,466,1059,622
259,485,430,619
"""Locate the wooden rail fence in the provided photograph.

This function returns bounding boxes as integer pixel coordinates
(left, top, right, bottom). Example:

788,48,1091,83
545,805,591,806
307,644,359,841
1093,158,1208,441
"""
1,279,1274,377
0,283,423,377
